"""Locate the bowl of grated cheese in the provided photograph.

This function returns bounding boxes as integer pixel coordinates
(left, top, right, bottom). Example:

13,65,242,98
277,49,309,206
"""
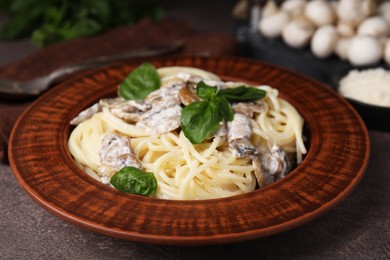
338,67,390,131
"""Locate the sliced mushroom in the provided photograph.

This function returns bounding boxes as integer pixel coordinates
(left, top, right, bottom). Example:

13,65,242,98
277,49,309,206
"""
232,100,265,118
70,103,101,125
179,85,199,105
98,133,143,184
252,143,291,188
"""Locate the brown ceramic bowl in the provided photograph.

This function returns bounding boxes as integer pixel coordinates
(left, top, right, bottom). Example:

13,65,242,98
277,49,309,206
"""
9,56,369,246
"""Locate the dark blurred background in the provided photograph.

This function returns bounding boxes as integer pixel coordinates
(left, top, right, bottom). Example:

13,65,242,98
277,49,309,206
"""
0,0,239,65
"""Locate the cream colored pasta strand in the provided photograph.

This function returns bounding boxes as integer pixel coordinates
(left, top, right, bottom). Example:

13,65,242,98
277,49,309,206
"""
101,108,149,137
213,163,254,172
279,99,307,162
179,131,209,164
157,66,220,83
201,136,221,159
151,150,183,173
68,114,103,171
179,157,218,199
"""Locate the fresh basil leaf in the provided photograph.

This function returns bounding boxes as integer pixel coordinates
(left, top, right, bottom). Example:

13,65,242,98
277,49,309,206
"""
181,81,266,144
181,100,223,144
213,96,234,121
110,166,157,196
196,81,218,99
118,63,160,100
218,86,266,102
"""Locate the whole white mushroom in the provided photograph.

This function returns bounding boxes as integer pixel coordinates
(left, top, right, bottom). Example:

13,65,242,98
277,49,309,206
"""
337,22,355,38
311,25,339,58
281,0,307,16
262,0,279,18
357,16,390,38
384,39,390,65
337,0,376,27
329,0,338,13
347,36,382,66
335,37,352,60
304,0,336,26
379,1,390,24
259,11,290,38
282,15,315,48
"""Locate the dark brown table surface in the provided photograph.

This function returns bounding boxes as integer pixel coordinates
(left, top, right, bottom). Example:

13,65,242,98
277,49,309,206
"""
1,2,389,259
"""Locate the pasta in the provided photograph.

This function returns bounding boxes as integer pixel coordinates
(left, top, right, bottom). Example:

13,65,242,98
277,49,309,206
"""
68,66,306,200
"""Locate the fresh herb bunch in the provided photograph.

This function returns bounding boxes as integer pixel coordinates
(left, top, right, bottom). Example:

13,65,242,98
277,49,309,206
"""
0,0,164,47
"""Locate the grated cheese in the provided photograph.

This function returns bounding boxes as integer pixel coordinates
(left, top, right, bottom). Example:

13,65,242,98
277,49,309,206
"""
339,68,390,107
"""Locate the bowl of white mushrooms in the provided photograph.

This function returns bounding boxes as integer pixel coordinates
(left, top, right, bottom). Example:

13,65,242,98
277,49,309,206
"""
252,0,390,131
258,0,390,66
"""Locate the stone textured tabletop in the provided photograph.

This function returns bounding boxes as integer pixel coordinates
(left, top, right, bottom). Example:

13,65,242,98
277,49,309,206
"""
1,1,389,259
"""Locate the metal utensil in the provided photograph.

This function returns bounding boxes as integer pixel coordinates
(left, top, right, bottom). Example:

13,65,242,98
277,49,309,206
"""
0,40,184,99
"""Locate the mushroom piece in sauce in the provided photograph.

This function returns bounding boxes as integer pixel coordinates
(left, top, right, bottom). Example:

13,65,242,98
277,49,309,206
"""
70,103,101,125
252,143,291,188
136,80,184,135
227,107,291,188
98,133,143,184
69,97,152,125
227,113,259,158
100,98,151,123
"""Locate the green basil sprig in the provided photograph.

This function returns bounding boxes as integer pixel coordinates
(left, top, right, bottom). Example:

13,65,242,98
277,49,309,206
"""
118,62,160,100
181,81,266,144
110,166,157,196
